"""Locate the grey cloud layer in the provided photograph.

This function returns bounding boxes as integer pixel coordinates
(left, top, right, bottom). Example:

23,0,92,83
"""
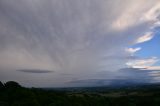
68,68,156,87
17,69,54,73
0,0,159,87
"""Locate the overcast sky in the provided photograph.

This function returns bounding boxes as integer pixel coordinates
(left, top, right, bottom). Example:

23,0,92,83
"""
0,0,160,87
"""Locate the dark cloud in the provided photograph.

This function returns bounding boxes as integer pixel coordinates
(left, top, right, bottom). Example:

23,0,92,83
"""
0,0,159,87
17,69,54,73
68,68,157,87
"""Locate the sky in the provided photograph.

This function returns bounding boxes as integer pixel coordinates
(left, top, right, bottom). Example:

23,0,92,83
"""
0,0,160,87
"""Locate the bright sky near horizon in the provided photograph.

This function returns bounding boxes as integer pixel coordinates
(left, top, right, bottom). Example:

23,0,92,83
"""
0,0,160,87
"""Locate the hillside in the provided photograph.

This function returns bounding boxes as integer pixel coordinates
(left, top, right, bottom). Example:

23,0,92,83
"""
1,81,160,106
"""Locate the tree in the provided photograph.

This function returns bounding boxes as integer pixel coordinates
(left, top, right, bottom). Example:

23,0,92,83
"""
4,81,22,88
0,81,4,89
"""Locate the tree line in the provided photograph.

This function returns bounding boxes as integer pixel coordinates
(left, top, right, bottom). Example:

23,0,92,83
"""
1,81,160,106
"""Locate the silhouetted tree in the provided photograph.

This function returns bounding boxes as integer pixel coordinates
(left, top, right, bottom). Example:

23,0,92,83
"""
4,81,21,88
0,81,4,89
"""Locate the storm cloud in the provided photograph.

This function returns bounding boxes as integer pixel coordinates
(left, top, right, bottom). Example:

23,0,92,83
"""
0,0,160,87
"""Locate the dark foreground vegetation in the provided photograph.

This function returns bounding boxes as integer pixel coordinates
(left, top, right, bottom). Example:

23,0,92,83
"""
1,81,160,106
